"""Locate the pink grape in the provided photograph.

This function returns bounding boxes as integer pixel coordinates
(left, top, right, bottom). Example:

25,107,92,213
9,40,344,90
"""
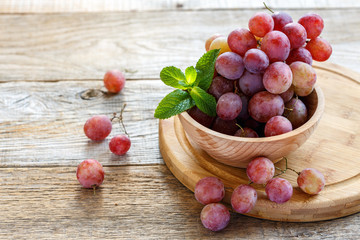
248,91,284,123
286,47,313,65
272,12,293,31
246,157,275,184
279,85,294,103
244,49,269,73
297,168,325,195
104,70,126,93
282,23,307,49
231,185,257,214
209,36,231,55
195,177,225,205
248,12,274,37
264,116,293,137
228,28,257,56
84,115,112,141
306,37,332,62
261,31,290,62
215,52,245,80
237,93,250,121
200,203,230,232
216,93,242,121
284,98,308,129
208,76,234,100
298,13,324,39
263,62,292,94
109,134,131,155
76,159,105,188
290,61,316,90
265,178,293,203
205,34,223,52
188,106,215,128
234,127,258,138
212,117,238,135
238,71,264,97
294,85,314,97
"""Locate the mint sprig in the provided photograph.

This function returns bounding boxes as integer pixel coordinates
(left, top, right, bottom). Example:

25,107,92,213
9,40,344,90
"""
154,49,220,119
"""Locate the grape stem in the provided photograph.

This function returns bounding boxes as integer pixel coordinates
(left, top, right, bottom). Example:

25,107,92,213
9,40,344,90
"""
263,2,274,14
111,103,130,138
273,157,300,177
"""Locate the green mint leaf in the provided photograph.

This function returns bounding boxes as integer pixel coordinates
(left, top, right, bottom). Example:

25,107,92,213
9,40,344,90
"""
154,89,195,119
160,66,188,90
185,66,197,86
195,49,220,91
189,86,217,117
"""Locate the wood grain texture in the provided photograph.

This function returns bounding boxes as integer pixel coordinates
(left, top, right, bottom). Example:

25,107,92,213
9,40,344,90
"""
0,165,359,239
0,9,359,82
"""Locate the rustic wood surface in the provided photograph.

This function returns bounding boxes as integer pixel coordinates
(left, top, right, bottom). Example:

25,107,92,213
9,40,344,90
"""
0,1,359,239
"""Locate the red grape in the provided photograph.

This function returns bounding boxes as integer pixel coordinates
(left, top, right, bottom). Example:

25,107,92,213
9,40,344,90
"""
216,92,242,121
215,52,245,80
200,203,230,232
306,37,332,62
282,23,307,49
228,28,257,56
297,168,325,195
188,106,215,128
77,159,105,188
263,62,292,94
244,48,269,74
84,115,112,141
209,36,231,55
284,98,308,129
265,178,293,203
286,47,313,65
231,185,257,214
298,13,324,39
272,12,293,31
205,34,223,52
279,85,294,103
109,134,131,155
246,157,275,184
195,177,225,205
104,70,126,93
248,91,284,123
212,118,238,135
234,127,258,138
237,93,250,121
208,76,234,100
238,71,264,97
248,12,274,37
290,61,316,90
264,116,293,137
261,31,291,62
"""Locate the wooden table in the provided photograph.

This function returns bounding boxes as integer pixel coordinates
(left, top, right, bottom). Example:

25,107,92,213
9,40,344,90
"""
0,1,359,239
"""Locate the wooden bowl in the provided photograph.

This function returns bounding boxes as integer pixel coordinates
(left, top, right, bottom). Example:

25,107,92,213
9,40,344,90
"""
178,85,325,168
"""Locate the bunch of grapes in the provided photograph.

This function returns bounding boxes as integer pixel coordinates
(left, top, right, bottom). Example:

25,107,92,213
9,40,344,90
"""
190,10,331,137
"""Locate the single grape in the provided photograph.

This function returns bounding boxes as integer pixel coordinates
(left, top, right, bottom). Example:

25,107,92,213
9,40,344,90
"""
84,115,112,141
294,85,314,97
212,117,238,135
234,127,259,138
261,31,291,62
200,203,230,232
249,12,274,37
279,85,294,103
248,91,284,123
264,116,293,137
265,178,293,204
282,23,307,49
306,37,332,62
272,12,293,31
298,13,324,39
227,28,257,56
263,62,292,94
297,168,325,195
290,61,316,90
104,70,126,93
284,98,308,129
205,34,223,52
237,93,250,121
76,159,105,188
208,76,234,100
244,48,269,74
195,176,225,205
231,185,257,214
246,157,275,184
216,92,242,121
215,52,245,80
286,47,313,65
238,71,264,97
109,134,131,155
188,106,215,128
209,36,231,55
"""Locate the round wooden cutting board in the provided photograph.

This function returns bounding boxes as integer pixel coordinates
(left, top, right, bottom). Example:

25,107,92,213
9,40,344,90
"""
159,63,360,222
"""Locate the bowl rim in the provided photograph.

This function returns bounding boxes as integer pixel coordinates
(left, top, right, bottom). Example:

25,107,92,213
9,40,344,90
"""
179,85,325,142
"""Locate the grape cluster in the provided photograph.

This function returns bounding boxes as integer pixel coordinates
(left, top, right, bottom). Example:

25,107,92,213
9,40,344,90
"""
189,11,332,138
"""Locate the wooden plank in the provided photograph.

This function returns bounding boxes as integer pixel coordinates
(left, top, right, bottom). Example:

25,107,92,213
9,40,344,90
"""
0,0,359,13
0,80,172,167
0,9,359,82
0,165,359,239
